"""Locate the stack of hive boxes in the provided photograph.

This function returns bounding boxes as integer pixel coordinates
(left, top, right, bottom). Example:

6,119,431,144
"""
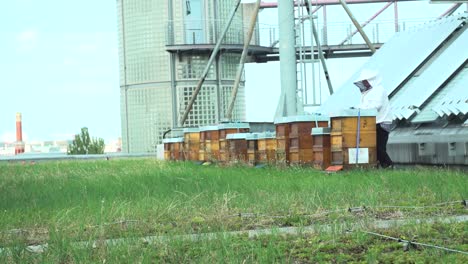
258,131,276,164
219,123,250,162
199,126,219,162
330,109,378,168
183,127,200,161
311,127,331,170
288,115,329,165
226,133,250,163
246,133,260,165
162,137,184,161
274,117,290,165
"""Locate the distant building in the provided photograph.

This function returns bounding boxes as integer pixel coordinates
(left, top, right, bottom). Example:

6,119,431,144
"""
117,0,257,153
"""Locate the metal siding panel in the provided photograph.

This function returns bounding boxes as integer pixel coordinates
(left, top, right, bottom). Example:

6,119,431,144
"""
391,28,468,121
412,66,468,123
320,15,467,116
432,66,468,116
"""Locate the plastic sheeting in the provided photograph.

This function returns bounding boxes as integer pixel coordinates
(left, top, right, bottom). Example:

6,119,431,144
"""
319,14,467,117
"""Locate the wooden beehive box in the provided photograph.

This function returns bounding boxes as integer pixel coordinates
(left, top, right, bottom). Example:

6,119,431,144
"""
226,133,249,163
183,127,200,161
330,109,377,168
199,126,218,162
288,115,330,165
162,137,184,161
258,132,277,164
312,127,331,170
274,117,291,164
218,123,250,162
246,133,260,165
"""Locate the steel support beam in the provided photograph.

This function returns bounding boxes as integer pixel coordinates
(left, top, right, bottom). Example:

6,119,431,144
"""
179,0,242,127
226,0,262,121
438,3,462,18
339,0,376,54
339,1,392,45
305,0,334,95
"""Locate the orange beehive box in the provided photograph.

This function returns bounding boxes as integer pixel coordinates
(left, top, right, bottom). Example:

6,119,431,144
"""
218,123,250,162
226,133,250,163
288,115,329,165
162,137,184,161
330,109,377,168
312,127,331,170
199,126,218,162
246,133,260,165
183,127,200,161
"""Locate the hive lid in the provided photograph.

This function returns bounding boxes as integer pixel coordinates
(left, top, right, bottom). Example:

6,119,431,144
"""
183,127,200,133
258,131,276,139
162,137,184,143
329,109,377,118
217,122,250,130
274,114,329,124
226,133,250,140
311,127,331,135
246,133,260,140
199,125,219,132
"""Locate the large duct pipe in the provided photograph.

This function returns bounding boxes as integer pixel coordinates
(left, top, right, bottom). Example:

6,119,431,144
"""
276,0,298,117
15,113,25,155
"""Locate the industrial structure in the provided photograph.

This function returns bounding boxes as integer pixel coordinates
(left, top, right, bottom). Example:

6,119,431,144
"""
117,0,258,153
117,0,467,166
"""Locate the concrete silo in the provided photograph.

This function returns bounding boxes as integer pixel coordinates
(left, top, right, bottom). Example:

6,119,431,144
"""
117,0,250,153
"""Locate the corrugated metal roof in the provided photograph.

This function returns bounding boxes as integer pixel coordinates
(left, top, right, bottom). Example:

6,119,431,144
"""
413,65,468,123
432,66,468,117
390,27,468,120
320,14,467,116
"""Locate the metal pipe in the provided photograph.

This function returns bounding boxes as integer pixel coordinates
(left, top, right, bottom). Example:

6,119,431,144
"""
225,1,262,120
277,0,298,117
120,0,130,153
306,0,334,95
338,1,392,45
339,0,376,54
179,0,242,126
261,0,414,8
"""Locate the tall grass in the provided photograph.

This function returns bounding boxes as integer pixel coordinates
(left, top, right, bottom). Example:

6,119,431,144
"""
0,159,466,240
1,158,467,262
0,159,468,229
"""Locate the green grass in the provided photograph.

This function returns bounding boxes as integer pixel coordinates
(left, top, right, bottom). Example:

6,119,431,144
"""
0,158,467,262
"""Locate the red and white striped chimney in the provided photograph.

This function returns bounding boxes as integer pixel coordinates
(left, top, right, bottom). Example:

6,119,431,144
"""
15,112,25,155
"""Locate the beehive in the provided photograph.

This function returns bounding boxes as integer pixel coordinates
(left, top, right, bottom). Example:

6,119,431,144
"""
199,126,218,162
162,137,184,161
226,133,249,163
218,123,250,162
246,133,260,165
287,115,330,165
274,117,291,164
183,127,200,161
330,109,377,168
257,131,277,164
311,127,331,170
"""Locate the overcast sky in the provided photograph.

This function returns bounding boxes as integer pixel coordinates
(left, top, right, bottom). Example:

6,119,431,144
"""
0,0,459,143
